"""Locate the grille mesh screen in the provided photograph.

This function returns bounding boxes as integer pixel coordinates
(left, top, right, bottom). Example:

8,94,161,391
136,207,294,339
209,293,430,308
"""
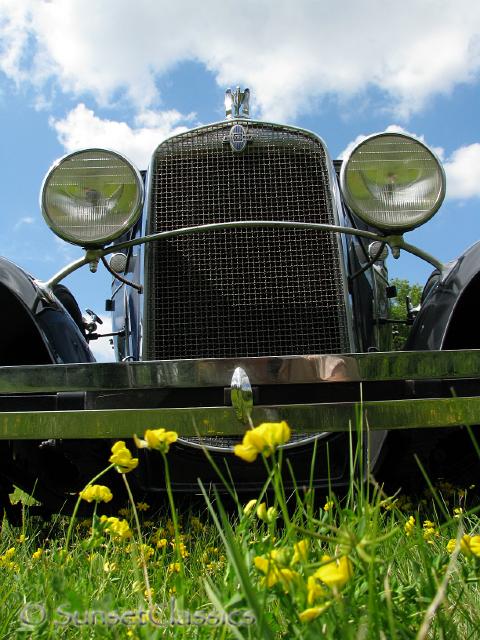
145,121,349,360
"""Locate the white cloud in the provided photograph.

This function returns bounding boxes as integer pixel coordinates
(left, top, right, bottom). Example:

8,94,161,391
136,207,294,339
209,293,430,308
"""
443,144,480,199
339,125,445,160
51,103,194,167
340,126,480,201
1,1,480,121
13,216,35,231
338,133,369,162
0,1,31,84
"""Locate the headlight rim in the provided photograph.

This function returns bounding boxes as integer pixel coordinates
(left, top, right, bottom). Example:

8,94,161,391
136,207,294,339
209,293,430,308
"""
339,131,446,233
40,147,144,247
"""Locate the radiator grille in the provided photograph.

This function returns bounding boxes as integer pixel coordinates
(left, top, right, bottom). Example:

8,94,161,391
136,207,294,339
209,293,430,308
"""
144,121,349,360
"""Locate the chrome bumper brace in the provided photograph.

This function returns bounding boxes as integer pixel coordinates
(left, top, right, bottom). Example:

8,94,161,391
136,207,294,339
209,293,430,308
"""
0,349,479,440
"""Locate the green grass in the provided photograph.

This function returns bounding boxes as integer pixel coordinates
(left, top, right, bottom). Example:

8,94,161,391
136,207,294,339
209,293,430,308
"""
1,437,480,639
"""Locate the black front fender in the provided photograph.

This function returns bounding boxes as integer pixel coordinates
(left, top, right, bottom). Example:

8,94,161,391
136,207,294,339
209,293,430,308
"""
406,241,480,351
0,257,94,365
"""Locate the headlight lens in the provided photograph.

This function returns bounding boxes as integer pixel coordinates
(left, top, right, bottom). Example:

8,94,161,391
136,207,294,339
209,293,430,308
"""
340,133,445,232
41,149,143,246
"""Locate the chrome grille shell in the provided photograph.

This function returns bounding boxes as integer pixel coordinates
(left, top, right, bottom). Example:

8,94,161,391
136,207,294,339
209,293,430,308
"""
143,120,350,361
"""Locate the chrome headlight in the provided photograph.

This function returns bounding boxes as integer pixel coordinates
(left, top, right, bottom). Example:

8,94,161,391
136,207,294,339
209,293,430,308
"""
340,133,445,233
41,149,144,246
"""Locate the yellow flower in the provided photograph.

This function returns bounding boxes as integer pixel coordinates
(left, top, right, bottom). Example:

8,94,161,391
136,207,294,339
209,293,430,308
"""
100,515,132,540
446,538,457,554
171,539,189,558
324,500,334,512
273,568,299,592
447,534,480,557
79,484,113,503
134,428,178,454
256,502,277,523
144,587,155,599
166,519,176,536
136,502,150,512
156,538,168,549
253,555,270,574
307,574,325,605
139,544,155,561
0,560,18,571
380,498,394,511
168,562,181,573
0,548,17,571
17,534,27,543
299,601,332,623
207,547,219,555
270,548,291,566
404,515,415,536
32,548,43,560
470,536,480,557
453,507,464,518
253,555,299,591
234,421,291,462
243,499,257,515
313,555,353,591
109,441,138,473
233,443,258,463
292,539,309,565
423,520,439,544
256,502,268,521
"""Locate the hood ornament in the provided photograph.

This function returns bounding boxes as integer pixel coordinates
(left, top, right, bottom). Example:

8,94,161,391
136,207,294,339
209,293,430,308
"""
225,86,250,119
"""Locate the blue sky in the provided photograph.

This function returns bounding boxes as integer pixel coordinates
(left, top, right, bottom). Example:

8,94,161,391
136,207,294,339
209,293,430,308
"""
1,0,480,360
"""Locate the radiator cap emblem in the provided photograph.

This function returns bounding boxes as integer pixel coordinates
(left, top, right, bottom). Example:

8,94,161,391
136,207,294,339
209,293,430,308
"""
225,86,250,119
229,123,248,153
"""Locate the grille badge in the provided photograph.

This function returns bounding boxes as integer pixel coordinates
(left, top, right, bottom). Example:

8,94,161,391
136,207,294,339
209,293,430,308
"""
229,123,248,153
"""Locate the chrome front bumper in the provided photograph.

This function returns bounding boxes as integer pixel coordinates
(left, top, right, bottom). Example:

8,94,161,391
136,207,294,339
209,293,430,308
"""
0,349,479,440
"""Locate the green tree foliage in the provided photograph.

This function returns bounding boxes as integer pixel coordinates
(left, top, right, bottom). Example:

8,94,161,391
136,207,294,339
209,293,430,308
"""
389,278,423,349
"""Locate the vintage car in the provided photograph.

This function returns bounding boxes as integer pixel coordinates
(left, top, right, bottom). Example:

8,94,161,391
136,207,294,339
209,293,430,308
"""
0,87,479,515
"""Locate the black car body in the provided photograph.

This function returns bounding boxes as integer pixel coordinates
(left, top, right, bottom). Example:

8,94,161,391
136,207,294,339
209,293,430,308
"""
0,88,479,512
